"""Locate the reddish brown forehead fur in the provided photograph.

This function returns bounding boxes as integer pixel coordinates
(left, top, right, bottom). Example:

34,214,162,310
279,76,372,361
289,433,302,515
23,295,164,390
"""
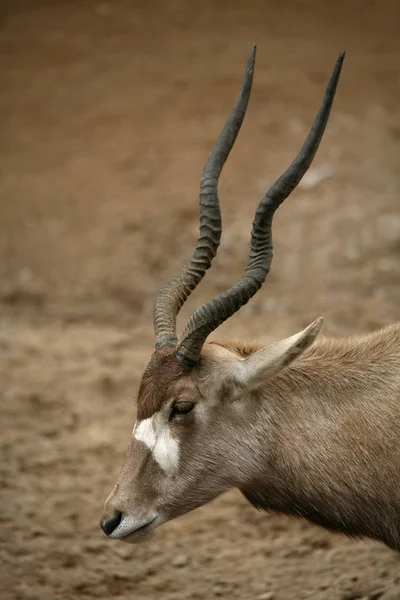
137,345,189,420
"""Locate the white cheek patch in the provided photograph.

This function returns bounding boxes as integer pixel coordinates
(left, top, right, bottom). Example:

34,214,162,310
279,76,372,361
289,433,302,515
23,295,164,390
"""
134,414,180,476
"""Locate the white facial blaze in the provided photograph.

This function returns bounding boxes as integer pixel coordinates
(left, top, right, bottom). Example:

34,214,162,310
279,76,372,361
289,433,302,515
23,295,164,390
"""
134,414,180,475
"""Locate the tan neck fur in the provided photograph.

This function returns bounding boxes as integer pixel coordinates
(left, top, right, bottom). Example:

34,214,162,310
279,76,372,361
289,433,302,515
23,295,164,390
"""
222,325,400,549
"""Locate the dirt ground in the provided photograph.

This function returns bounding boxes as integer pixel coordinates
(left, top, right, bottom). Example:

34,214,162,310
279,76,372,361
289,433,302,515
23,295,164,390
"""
1,1,400,599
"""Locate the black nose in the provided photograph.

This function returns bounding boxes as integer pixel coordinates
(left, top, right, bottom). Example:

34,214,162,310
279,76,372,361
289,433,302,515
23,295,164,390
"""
100,511,123,536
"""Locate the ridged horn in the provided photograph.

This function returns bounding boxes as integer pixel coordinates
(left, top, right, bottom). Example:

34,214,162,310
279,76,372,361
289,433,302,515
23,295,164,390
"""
153,46,257,348
175,50,346,367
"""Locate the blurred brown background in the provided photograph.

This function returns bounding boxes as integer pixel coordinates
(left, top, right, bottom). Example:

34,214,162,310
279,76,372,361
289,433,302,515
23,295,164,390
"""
1,1,400,599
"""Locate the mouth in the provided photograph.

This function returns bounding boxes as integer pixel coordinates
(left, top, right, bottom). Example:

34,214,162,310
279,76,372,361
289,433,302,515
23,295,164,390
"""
119,516,158,544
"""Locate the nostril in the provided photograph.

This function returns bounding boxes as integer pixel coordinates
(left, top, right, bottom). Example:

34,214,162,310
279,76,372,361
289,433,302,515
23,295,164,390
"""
100,511,123,537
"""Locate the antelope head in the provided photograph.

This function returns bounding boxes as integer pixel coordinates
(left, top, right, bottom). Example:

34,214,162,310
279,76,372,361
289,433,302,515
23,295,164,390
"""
100,47,345,543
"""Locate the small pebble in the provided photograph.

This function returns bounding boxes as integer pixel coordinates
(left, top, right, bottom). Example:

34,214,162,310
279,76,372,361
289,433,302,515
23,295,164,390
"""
172,554,188,568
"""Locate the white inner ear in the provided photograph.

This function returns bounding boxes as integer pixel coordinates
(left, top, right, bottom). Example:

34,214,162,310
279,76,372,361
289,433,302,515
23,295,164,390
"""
235,318,323,388
134,414,180,476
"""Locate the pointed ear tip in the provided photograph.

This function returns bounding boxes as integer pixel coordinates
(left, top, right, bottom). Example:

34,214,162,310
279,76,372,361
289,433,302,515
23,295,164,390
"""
305,317,323,337
313,317,324,333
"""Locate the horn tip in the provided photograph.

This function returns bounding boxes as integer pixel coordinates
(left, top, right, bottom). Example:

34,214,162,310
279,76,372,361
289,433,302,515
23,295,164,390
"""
247,44,257,70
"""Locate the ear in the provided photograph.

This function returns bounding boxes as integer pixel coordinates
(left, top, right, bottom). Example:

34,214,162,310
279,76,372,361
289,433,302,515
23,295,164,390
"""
234,318,323,390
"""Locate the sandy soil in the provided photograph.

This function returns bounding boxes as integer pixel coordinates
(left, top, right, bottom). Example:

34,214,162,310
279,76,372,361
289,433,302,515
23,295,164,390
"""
1,1,400,598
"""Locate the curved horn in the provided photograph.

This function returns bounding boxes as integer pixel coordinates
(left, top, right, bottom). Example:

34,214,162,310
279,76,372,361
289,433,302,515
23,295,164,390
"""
153,46,257,348
176,50,346,367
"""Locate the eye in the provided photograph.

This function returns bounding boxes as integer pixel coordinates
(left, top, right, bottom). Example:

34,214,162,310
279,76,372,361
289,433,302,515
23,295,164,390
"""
169,401,195,420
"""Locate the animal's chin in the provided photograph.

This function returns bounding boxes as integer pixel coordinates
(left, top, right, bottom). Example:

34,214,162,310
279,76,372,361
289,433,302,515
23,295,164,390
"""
120,529,154,544
119,519,158,544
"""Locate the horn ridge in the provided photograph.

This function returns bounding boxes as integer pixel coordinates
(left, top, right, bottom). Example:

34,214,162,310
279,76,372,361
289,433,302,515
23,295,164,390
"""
176,51,345,367
153,46,257,348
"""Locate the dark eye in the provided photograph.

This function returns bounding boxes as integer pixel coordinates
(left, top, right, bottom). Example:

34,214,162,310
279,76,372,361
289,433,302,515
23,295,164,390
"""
170,401,195,420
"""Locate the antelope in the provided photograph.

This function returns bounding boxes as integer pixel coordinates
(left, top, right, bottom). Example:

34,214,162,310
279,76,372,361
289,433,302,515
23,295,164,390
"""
100,47,400,552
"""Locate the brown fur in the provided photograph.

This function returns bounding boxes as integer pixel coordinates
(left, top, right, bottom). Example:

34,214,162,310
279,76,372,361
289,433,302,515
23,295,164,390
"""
136,345,189,420
209,340,264,358
209,326,400,550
